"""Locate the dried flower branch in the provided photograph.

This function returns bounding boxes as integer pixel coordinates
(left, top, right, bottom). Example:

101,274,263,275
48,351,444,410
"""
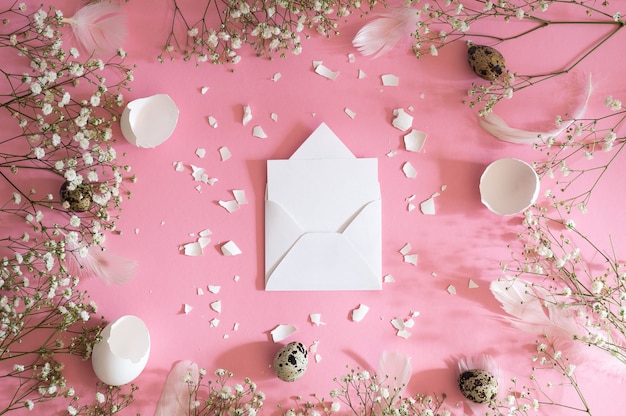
186,368,265,416
280,366,449,416
160,0,381,64
490,202,626,414
532,95,626,213
488,339,590,415
0,1,135,413
398,0,625,115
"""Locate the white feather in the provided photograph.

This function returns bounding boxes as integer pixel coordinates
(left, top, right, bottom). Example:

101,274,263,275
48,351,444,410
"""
457,354,500,379
64,2,127,54
353,6,419,58
490,279,580,339
480,73,593,144
79,245,137,286
379,351,412,393
492,279,626,380
155,360,199,416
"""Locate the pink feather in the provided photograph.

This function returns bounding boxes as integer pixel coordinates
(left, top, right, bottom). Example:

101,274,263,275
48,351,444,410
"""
480,73,593,144
64,2,127,55
78,245,137,285
155,360,200,416
353,6,420,57
379,351,412,393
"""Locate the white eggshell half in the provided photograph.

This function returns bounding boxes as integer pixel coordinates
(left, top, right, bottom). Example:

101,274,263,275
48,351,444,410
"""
479,158,539,216
91,315,150,386
120,94,179,148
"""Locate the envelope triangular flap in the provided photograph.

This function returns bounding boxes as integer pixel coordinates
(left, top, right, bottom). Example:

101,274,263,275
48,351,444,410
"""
265,233,381,291
289,123,356,160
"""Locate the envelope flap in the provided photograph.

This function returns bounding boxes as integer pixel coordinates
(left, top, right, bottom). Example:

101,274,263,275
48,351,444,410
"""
265,200,304,275
342,199,381,274
265,233,381,291
290,123,355,159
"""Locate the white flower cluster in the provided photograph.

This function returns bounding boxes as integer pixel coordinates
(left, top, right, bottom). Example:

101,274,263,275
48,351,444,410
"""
0,2,135,413
284,366,449,416
161,0,378,64
185,368,265,415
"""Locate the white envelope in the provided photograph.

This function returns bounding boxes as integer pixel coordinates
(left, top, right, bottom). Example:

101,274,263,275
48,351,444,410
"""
265,123,382,291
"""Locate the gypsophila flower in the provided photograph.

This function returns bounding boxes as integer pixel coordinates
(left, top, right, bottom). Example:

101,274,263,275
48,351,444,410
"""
1,2,135,413
591,280,604,294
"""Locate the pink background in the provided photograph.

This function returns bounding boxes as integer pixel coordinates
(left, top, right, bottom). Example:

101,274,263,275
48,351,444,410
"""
9,0,626,414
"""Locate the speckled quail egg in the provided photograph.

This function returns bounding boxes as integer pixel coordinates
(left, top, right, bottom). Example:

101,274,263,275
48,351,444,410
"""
60,182,93,212
273,341,308,382
458,369,498,404
467,45,507,81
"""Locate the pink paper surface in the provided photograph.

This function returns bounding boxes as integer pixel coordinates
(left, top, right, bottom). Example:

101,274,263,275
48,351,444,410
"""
4,1,626,415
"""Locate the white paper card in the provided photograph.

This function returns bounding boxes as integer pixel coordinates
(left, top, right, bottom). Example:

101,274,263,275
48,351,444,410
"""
265,123,382,291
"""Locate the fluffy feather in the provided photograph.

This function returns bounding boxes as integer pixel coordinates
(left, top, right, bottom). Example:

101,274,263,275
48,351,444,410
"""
64,2,127,55
480,73,593,144
379,351,412,393
457,354,500,379
489,279,580,339
78,245,137,285
492,279,626,381
353,6,419,58
155,360,200,416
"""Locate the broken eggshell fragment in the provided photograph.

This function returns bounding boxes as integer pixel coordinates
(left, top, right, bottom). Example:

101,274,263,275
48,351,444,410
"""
91,315,150,386
121,94,179,148
273,341,308,382
467,45,506,81
479,158,539,216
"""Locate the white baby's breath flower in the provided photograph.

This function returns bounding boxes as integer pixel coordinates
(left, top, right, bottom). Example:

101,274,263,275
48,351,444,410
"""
90,94,101,107
96,391,105,404
591,280,604,294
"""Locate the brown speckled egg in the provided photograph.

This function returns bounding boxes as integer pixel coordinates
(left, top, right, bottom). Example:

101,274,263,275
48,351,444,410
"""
458,369,498,404
467,45,506,81
60,182,93,212
273,341,308,382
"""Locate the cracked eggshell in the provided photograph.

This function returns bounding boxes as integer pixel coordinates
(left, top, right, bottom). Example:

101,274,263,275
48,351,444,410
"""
272,341,308,382
91,315,150,386
479,158,539,216
121,94,179,148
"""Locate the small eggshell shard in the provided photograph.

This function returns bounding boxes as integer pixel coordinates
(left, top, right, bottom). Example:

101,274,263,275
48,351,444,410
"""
91,315,150,386
273,341,308,382
458,369,498,404
121,94,179,148
479,158,539,216
467,45,506,81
